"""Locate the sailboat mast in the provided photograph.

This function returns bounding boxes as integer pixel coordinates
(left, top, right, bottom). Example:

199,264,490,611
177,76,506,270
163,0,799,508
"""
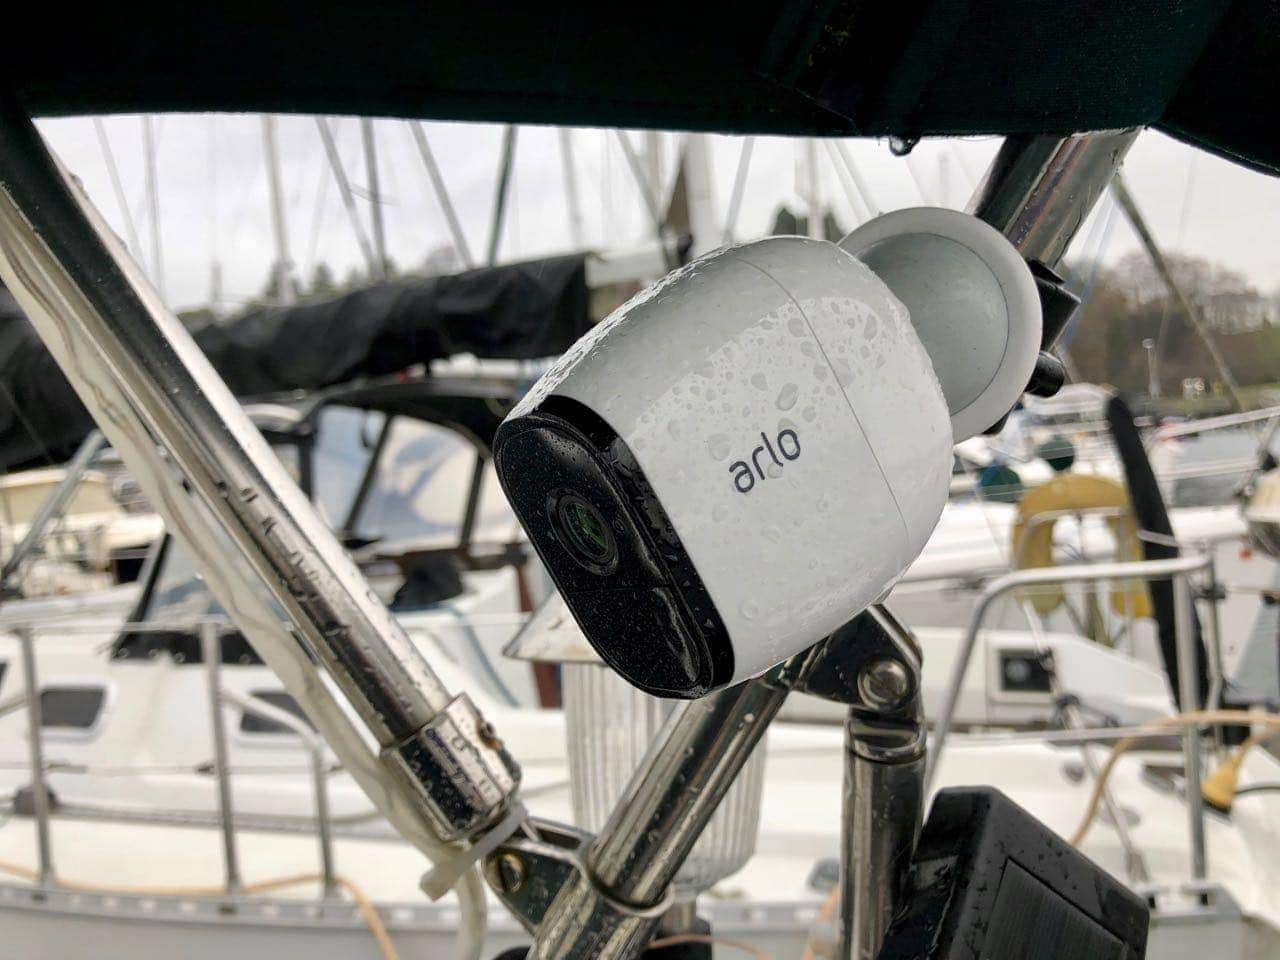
486,126,518,267
360,118,389,279
558,127,585,249
803,139,822,238
261,115,296,303
142,116,165,301
409,121,475,270
315,117,378,276
683,134,719,257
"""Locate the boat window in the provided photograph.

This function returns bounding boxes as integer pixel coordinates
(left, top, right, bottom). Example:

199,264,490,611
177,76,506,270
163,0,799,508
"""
314,405,516,546
1166,427,1280,508
144,538,226,624
312,406,387,529
40,685,107,730
124,405,522,639
239,690,315,735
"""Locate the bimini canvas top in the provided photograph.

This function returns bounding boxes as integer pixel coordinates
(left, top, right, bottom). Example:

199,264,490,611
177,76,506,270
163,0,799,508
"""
4,1,1277,175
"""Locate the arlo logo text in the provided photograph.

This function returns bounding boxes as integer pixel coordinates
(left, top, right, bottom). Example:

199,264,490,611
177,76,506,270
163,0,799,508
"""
729,429,801,494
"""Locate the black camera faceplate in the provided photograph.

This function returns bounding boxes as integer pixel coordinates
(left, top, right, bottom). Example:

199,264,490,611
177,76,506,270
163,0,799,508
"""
494,396,734,698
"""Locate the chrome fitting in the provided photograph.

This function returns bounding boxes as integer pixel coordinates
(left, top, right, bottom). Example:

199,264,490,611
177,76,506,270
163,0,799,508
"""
527,869,672,960
383,693,521,841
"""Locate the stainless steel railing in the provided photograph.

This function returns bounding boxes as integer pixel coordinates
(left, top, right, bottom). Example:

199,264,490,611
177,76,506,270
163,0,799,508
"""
0,617,341,897
927,553,1216,882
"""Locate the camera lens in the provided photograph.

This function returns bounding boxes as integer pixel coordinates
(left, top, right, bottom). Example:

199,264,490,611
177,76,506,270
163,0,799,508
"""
554,493,618,572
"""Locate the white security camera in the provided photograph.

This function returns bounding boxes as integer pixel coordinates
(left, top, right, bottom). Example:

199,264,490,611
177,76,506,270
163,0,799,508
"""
495,212,1039,698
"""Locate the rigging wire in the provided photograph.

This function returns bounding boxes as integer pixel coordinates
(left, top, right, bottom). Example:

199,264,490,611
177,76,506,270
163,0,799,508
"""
822,141,871,227
1151,151,1201,395
91,119,144,260
722,137,755,244
141,116,165,302
302,127,335,283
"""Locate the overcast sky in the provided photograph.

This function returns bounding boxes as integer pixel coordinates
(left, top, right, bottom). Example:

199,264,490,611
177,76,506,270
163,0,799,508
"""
33,114,1280,313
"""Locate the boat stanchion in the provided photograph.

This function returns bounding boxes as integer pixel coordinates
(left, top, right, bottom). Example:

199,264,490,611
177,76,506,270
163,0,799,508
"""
17,626,55,888
201,621,243,895
1173,575,1208,881
221,685,341,898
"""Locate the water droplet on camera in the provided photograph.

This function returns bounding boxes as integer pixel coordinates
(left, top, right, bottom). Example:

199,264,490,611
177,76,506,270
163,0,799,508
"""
776,383,798,410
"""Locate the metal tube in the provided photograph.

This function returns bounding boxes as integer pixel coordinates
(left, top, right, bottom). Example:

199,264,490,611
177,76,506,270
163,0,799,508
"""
141,116,165,301
1061,702,1150,884
487,126,518,267
261,115,295,303
341,414,394,534
0,96,514,856
722,138,754,243
839,724,925,959
1174,575,1208,880
202,622,243,892
823,142,871,226
1203,551,1225,713
314,117,379,276
457,451,487,554
968,130,1139,268
223,687,336,896
558,128,585,250
833,142,881,219
410,121,475,269
928,554,1211,789
615,131,666,240
529,672,790,959
360,118,389,279
91,119,143,260
17,627,54,885
311,735,337,897
587,678,786,902
803,139,822,239
1111,174,1245,412
1,430,105,591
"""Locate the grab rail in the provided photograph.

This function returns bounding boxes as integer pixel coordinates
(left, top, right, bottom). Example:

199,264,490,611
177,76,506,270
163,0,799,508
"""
927,553,1214,881
0,617,341,899
219,686,337,897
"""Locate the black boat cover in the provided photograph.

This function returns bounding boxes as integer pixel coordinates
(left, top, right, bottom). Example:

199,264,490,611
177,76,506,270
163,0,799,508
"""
3,2,1278,176
0,256,588,470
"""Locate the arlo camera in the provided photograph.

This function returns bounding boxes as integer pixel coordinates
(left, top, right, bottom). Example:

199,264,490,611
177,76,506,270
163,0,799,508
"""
495,211,1040,698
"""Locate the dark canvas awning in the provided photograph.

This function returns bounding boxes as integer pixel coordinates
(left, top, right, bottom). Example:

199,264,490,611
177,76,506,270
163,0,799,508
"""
3,2,1277,175
0,255,587,470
